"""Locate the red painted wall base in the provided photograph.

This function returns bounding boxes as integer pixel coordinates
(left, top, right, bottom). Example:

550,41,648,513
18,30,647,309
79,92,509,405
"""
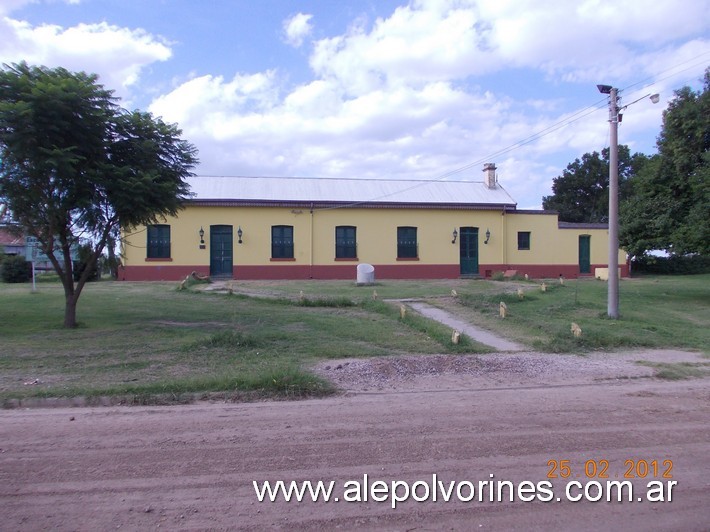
481,263,629,279
120,262,629,281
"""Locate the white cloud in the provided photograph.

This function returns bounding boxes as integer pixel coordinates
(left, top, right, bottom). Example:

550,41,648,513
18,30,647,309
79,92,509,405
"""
149,0,708,210
150,71,279,133
5,0,704,208
0,0,35,16
0,15,171,98
283,12,313,48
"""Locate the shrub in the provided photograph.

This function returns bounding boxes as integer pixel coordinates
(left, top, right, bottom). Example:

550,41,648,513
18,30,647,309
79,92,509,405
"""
631,255,710,275
0,254,32,283
72,259,99,282
199,330,259,349
297,296,355,307
72,244,99,282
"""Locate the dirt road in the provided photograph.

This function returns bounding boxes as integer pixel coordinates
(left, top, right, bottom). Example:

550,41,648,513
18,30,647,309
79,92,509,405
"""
1,350,708,531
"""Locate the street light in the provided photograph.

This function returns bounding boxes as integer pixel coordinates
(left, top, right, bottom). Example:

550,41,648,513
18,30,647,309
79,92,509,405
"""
597,85,659,318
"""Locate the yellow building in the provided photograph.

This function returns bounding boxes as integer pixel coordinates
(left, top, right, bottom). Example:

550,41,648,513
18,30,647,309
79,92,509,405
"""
120,164,628,281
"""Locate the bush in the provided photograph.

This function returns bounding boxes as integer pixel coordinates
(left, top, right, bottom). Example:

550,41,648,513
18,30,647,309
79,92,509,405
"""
72,244,99,282
72,259,99,282
296,296,355,307
632,255,710,275
0,254,32,283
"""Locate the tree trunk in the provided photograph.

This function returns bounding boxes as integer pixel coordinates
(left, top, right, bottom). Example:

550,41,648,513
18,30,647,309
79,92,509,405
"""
64,294,78,328
107,234,118,279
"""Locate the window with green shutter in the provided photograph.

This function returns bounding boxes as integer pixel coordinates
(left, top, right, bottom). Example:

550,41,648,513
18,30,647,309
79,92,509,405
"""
518,231,531,250
397,226,418,258
147,225,171,258
335,226,357,259
271,225,294,259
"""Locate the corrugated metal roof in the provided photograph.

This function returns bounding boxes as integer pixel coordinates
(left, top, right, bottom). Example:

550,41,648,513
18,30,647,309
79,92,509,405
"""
186,176,517,208
558,222,609,229
0,227,24,246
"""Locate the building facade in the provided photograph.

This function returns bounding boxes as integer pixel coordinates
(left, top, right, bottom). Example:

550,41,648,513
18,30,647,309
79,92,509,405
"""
119,165,628,281
0,227,25,257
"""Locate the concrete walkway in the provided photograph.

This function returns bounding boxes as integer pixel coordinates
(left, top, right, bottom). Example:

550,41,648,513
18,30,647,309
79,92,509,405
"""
404,301,526,352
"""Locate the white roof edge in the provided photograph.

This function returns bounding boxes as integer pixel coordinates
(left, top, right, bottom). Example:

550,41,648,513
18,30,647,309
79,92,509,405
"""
185,175,518,206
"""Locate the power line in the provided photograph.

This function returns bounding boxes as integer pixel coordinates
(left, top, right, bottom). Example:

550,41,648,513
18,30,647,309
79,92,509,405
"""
196,55,708,211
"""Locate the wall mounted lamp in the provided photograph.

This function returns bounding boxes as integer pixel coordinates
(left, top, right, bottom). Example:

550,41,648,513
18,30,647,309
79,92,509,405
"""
451,228,458,244
199,226,205,249
237,226,243,244
484,228,491,244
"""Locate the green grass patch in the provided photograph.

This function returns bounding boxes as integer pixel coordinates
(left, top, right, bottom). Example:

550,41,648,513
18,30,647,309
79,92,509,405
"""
0,280,488,404
635,361,710,380
451,275,709,353
190,330,260,349
296,296,356,307
1,275,707,404
362,300,490,354
2,365,335,407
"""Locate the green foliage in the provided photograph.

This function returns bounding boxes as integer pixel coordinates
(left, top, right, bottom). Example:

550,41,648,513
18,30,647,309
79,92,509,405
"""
243,366,336,398
635,361,710,380
297,296,356,307
6,366,337,405
631,254,710,275
0,254,31,283
175,274,211,290
542,146,648,223
192,330,260,349
72,243,99,282
0,62,198,327
620,68,709,257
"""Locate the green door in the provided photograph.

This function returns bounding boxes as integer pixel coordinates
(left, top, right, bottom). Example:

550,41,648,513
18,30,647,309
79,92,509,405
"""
459,227,479,275
210,225,233,278
579,235,591,274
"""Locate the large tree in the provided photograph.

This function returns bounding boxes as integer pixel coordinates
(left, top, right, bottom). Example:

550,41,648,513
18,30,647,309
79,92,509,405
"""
542,146,648,223
620,69,709,257
0,62,198,327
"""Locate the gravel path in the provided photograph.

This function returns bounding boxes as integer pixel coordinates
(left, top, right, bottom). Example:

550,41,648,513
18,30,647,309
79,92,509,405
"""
403,301,526,351
312,349,707,393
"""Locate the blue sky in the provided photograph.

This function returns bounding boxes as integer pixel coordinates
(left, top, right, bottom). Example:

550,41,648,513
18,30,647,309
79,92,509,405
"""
1,0,708,208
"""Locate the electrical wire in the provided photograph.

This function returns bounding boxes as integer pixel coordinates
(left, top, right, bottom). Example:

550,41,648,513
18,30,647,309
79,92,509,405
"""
195,53,708,212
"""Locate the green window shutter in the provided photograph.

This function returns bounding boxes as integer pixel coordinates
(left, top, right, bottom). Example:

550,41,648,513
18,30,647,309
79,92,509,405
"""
147,225,171,258
335,226,357,258
271,225,294,258
517,231,531,250
397,226,418,258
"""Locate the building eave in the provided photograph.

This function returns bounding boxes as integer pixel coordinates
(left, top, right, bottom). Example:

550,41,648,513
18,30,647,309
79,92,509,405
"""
187,199,517,210
558,221,609,229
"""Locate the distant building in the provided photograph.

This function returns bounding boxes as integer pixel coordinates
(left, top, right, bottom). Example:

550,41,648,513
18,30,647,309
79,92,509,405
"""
0,226,25,256
120,164,628,281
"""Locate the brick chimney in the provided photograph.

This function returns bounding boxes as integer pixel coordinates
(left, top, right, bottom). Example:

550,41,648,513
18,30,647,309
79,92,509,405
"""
483,163,497,189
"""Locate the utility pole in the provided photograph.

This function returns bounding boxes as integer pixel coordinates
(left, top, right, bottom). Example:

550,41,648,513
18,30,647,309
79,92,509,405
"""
607,87,620,319
597,85,659,319
597,84,619,318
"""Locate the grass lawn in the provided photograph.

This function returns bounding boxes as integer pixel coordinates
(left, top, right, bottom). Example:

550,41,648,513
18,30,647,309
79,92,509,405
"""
0,279,488,404
1,274,707,404
446,274,710,353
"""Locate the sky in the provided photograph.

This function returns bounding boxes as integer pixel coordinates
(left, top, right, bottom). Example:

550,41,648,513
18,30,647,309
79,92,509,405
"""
1,0,708,209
